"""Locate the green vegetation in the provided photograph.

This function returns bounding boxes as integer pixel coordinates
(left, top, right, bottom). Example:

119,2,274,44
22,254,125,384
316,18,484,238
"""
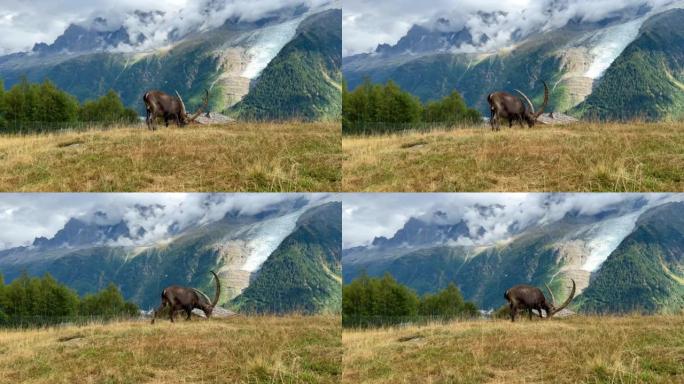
0,77,138,132
231,9,342,121
342,273,478,327
574,9,684,120
342,79,481,134
232,202,342,314
0,273,138,327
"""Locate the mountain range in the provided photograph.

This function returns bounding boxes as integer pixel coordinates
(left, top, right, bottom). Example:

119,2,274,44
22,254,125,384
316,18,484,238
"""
343,5,684,121
0,198,342,313
343,200,684,314
0,4,341,121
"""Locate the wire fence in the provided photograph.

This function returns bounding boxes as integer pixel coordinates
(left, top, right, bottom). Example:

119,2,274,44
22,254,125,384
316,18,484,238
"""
342,314,481,329
0,314,144,329
342,121,486,136
0,120,144,136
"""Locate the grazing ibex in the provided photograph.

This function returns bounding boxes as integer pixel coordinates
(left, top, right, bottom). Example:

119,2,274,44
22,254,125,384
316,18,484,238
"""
504,279,575,322
151,271,221,324
143,89,209,130
487,81,549,131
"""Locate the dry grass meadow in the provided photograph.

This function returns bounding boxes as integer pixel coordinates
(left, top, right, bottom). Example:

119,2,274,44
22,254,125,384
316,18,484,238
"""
342,122,684,192
342,315,684,384
0,315,341,384
0,122,341,192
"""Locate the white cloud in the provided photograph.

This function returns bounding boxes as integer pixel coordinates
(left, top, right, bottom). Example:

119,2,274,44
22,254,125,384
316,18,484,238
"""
343,0,683,56
0,0,336,55
0,193,335,250
341,193,682,248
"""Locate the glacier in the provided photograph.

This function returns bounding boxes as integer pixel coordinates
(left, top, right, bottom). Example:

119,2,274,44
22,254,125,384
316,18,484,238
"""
239,208,306,272
241,16,304,79
584,16,647,79
579,210,642,272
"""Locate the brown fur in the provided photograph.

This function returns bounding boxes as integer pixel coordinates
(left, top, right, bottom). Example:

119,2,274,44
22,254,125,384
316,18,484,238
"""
151,271,220,324
487,81,549,131
143,90,208,130
504,279,575,322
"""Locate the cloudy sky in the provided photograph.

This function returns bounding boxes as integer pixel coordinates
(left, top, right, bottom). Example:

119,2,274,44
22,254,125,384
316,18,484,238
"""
343,0,682,56
342,193,683,248
0,193,333,250
0,0,334,55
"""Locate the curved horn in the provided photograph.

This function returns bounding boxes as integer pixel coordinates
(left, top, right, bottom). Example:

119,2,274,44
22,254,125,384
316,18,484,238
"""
544,282,557,306
191,288,212,305
174,90,187,116
548,279,576,318
185,89,209,123
210,270,220,307
534,81,549,118
514,89,535,114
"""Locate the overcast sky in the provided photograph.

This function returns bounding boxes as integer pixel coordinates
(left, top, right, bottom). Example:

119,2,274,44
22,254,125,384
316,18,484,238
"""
343,0,682,56
0,193,334,250
0,0,334,55
342,193,683,248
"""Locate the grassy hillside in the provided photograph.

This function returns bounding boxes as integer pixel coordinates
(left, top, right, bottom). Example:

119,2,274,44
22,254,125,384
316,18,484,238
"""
0,315,341,384
232,10,342,121
342,121,684,192
0,122,341,192
343,315,684,384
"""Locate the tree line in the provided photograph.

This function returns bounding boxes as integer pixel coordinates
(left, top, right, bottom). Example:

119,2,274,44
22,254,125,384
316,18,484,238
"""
0,77,138,132
0,273,139,327
342,79,481,134
342,273,479,327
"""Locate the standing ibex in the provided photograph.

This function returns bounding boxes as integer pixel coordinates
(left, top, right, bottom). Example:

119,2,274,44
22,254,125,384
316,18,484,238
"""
504,279,575,322
143,89,209,130
487,81,549,131
151,271,221,324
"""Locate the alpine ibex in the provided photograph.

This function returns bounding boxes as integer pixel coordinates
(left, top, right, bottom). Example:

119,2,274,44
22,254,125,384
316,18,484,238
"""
504,279,575,322
143,89,208,130
487,81,549,131
151,271,221,324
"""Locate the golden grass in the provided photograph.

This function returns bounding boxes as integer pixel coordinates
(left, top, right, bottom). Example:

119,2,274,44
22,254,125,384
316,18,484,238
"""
343,315,684,384
0,122,341,192
0,315,341,384
342,122,684,191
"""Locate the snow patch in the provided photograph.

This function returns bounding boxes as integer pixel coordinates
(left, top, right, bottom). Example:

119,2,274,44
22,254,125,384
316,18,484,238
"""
584,16,646,79
241,17,303,79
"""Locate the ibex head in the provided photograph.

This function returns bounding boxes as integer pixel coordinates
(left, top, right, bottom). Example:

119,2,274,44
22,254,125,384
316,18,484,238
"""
514,81,549,128
174,89,209,126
